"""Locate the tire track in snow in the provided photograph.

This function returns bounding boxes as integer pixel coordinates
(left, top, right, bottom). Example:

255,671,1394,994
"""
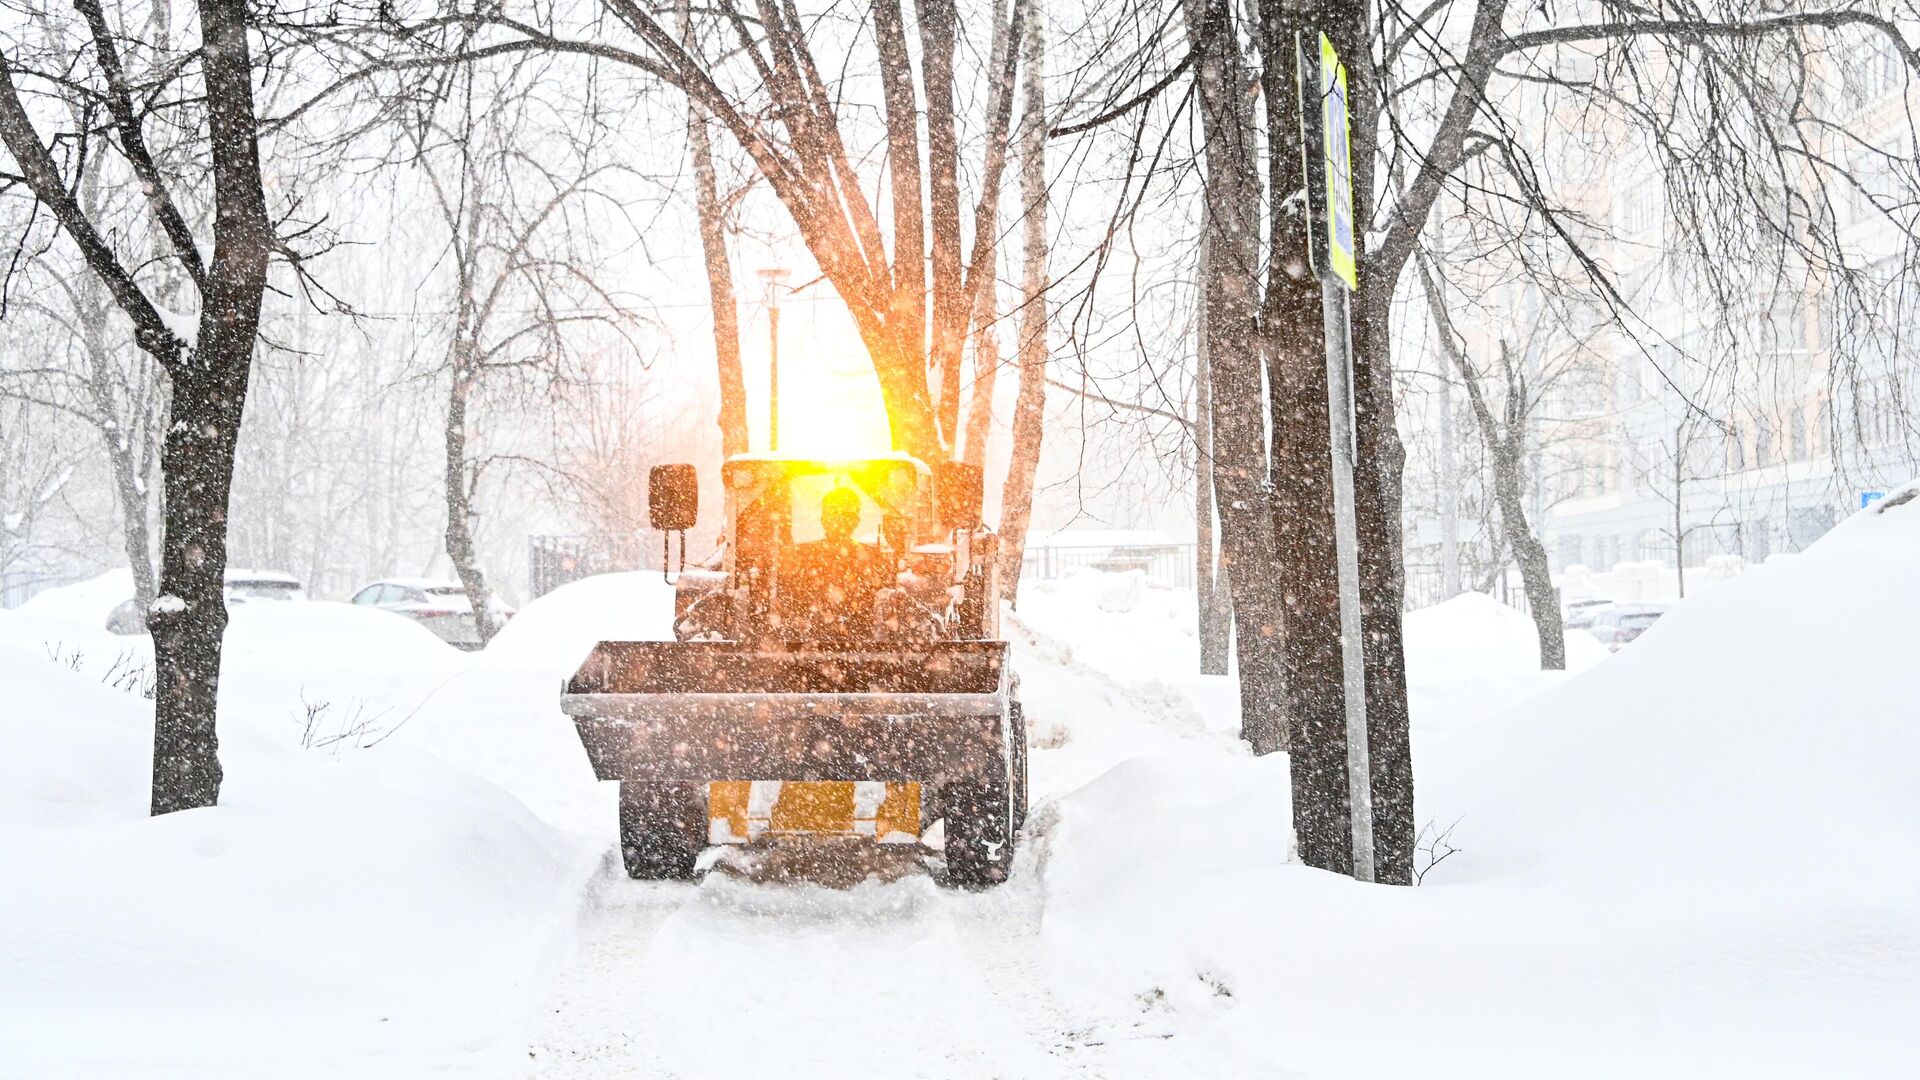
524,864,685,1080
961,819,1285,1080
529,862,1063,1080
527,853,1279,1080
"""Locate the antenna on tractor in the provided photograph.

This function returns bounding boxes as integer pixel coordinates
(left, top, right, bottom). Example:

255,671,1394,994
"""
649,464,699,582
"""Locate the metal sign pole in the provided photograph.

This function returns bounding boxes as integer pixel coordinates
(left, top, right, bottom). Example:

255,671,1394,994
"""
1321,276,1375,884
758,267,791,452
1300,31,1376,883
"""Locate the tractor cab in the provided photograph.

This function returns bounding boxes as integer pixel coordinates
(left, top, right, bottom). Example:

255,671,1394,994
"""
563,450,1025,888
656,454,997,644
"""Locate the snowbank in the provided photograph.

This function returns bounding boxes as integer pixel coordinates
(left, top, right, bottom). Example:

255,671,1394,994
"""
482,571,678,673
223,600,462,671
215,601,472,772
1012,571,1599,756
0,607,147,674
1038,485,1920,1077
1404,589,1609,677
14,567,135,628
1403,590,1609,741
0,644,595,1078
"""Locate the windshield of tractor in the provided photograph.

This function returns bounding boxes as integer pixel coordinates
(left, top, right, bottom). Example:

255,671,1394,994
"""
789,473,881,544
729,458,930,557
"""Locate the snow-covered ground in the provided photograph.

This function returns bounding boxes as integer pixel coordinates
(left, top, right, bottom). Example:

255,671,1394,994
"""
4,489,1917,1077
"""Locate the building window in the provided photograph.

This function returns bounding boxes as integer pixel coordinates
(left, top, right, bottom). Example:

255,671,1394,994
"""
1558,536,1582,569
1621,181,1661,235
1847,149,1900,224
1847,42,1907,106
1788,506,1836,551
1790,409,1807,460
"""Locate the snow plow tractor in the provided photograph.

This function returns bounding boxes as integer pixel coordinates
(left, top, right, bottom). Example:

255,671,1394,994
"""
561,454,1028,888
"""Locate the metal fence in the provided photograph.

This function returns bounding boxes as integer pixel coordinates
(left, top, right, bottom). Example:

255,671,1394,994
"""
1402,561,1531,613
1,571,81,609
531,533,1205,598
527,534,657,599
1019,543,1196,591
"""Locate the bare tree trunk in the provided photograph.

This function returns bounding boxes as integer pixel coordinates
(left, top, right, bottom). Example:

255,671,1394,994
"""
443,365,500,643
962,295,1001,468
76,281,162,604
107,418,159,604
1330,4,1416,883
1439,361,1460,599
1480,362,1566,670
1194,234,1230,675
149,0,271,814
996,0,1048,604
1495,462,1565,668
1188,0,1288,756
1417,260,1564,670
64,159,165,605
1486,351,1565,671
960,3,1018,471
1252,0,1355,870
871,0,930,453
1673,422,1687,598
920,0,966,450
683,20,747,457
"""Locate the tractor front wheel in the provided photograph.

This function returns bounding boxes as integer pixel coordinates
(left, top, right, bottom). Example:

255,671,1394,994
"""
618,781,706,881
943,770,1015,888
1010,700,1030,831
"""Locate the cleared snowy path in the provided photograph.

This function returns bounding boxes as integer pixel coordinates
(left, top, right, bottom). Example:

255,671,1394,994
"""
525,854,1280,1080
522,584,1282,1079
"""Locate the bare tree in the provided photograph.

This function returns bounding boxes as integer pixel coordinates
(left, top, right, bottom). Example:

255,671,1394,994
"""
1193,242,1229,675
1186,0,1291,762
997,0,1051,603
0,266,166,603
397,54,637,642
354,0,1033,475
960,4,1022,472
1417,255,1567,667
1627,404,1736,599
1047,0,1920,884
679,0,750,458
0,398,88,583
0,66,172,606
1,0,281,812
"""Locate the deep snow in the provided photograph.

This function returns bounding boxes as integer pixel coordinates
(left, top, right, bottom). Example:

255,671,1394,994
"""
3,490,1917,1077
0,646,595,1078
1040,486,1920,1077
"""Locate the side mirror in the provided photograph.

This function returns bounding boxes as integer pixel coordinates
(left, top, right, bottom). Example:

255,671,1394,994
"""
649,464,699,532
936,461,983,532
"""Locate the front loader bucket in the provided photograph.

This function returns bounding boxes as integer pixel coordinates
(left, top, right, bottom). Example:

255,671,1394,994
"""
561,640,1013,786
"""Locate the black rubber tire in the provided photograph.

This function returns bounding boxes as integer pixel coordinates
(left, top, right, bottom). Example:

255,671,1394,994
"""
618,781,707,881
944,767,1015,889
1010,700,1030,831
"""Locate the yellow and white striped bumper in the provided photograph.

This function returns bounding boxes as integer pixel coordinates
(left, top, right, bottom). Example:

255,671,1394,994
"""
706,780,921,845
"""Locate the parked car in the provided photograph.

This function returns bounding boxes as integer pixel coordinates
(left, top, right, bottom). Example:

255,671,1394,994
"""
1564,598,1614,631
1587,604,1668,652
106,569,306,634
348,578,514,650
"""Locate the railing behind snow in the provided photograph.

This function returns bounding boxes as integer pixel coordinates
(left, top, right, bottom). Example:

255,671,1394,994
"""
1019,543,1195,591
528,533,1203,599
